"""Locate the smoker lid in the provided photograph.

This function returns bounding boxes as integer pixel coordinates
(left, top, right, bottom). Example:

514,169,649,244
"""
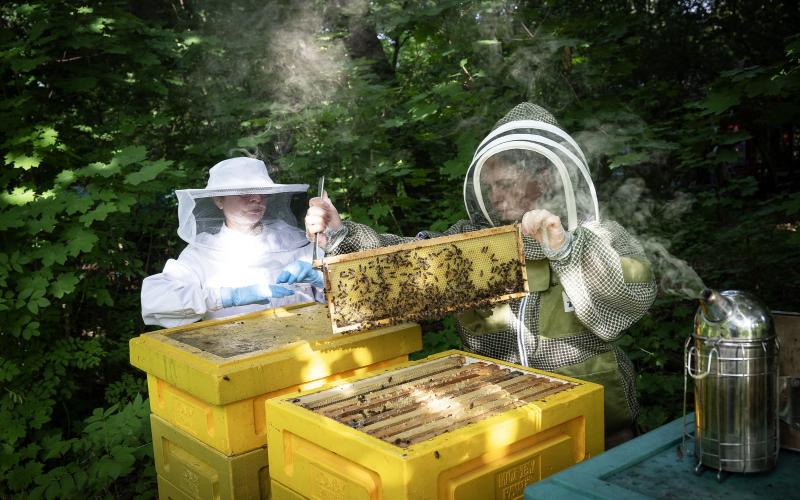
694,290,775,341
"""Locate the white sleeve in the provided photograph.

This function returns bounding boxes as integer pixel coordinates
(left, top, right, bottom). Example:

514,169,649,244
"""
141,258,222,328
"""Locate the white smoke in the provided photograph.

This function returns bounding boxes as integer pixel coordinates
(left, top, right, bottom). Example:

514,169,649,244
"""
263,6,348,111
603,177,707,300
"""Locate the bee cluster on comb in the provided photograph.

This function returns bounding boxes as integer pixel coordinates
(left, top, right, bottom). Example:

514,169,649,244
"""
320,225,529,333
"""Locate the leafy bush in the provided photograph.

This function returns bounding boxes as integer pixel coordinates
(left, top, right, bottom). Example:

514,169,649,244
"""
6,395,154,500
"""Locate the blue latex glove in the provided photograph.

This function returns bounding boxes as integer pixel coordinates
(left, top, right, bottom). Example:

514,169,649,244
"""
220,283,294,308
276,260,324,289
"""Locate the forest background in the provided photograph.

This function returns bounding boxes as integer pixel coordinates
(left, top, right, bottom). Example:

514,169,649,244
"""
1,0,799,497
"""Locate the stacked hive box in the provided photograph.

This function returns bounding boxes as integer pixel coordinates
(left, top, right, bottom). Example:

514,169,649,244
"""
129,302,421,499
267,350,604,500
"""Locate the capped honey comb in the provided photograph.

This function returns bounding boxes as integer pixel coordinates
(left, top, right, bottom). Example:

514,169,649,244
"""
320,225,528,333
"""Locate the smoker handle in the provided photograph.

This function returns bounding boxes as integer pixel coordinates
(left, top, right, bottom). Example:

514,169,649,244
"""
685,345,719,380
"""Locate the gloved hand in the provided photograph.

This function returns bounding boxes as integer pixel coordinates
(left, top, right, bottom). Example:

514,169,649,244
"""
521,209,568,251
220,283,294,308
305,191,342,247
276,260,324,289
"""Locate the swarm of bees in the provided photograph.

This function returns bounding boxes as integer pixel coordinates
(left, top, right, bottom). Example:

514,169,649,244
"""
325,232,527,331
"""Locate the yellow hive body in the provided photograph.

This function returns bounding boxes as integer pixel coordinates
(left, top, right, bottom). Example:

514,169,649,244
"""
267,350,604,500
322,225,529,333
151,413,270,499
130,302,421,455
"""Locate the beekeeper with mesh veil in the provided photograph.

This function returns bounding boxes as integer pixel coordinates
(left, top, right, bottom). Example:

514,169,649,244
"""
306,103,656,442
142,157,324,327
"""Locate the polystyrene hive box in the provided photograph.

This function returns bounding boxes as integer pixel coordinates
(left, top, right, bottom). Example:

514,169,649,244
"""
130,302,421,455
267,350,604,500
151,413,269,500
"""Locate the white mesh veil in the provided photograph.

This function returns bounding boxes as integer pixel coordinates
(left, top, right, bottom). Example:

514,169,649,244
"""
175,157,309,251
463,103,599,231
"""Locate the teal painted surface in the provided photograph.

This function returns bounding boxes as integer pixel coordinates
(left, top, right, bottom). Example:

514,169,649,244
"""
524,414,800,499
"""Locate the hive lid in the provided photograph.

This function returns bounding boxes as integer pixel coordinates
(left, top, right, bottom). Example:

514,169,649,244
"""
129,302,421,405
694,290,775,341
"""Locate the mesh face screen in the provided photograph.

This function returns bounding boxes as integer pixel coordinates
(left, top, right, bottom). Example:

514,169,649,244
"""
292,354,575,447
323,225,528,333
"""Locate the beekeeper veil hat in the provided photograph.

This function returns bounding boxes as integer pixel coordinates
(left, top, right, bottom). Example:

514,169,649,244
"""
463,103,599,230
175,157,309,250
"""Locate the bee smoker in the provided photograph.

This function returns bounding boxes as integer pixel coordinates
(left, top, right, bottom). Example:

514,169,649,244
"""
683,289,779,479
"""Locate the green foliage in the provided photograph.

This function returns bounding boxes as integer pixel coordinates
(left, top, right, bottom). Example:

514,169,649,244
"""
12,395,154,500
411,317,463,361
0,0,252,495
1,0,798,495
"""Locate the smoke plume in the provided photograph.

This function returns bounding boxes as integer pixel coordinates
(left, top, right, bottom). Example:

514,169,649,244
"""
602,176,706,300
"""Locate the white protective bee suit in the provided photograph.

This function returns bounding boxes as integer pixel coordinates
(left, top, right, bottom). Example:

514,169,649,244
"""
142,157,321,328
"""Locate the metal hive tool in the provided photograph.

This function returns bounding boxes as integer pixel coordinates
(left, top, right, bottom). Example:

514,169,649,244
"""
319,225,529,333
293,354,575,448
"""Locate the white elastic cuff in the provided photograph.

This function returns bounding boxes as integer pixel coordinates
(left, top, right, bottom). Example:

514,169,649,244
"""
205,287,224,311
543,231,573,261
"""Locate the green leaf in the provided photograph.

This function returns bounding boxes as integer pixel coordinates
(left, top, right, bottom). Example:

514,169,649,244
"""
368,204,391,220
80,161,120,178
7,461,43,491
95,455,125,480
63,193,94,215
50,273,80,299
41,434,72,460
700,90,740,114
91,288,114,307
10,55,49,72
79,202,118,225
408,102,438,122
114,146,148,167
379,117,407,128
608,152,649,169
55,170,76,185
1,187,37,206
124,159,171,185
717,130,752,145
64,227,99,256
4,152,42,170
34,127,59,148
18,275,49,302
110,445,136,471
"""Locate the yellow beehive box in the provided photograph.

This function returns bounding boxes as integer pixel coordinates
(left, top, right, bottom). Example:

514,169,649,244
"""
130,302,421,455
267,350,604,500
151,413,269,500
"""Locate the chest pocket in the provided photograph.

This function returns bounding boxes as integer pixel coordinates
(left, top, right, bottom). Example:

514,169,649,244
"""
456,304,512,336
529,259,585,340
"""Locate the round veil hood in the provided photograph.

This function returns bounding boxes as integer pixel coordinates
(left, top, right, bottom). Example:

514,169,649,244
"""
175,157,310,251
463,103,599,231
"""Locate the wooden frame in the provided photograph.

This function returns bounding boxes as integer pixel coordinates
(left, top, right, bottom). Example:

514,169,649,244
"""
318,224,529,334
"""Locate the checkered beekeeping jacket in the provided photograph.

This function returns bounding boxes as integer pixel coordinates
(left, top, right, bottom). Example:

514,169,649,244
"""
323,217,657,426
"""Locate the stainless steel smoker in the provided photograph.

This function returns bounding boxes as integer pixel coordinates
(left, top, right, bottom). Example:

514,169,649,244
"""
683,289,779,479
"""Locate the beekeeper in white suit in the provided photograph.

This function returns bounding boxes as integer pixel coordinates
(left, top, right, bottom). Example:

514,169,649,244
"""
142,156,324,328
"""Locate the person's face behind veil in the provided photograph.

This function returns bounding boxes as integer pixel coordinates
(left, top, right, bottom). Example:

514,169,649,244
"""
483,154,549,224
213,194,267,232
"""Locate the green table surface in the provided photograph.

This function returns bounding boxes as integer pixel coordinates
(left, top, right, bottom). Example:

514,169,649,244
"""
524,414,800,499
